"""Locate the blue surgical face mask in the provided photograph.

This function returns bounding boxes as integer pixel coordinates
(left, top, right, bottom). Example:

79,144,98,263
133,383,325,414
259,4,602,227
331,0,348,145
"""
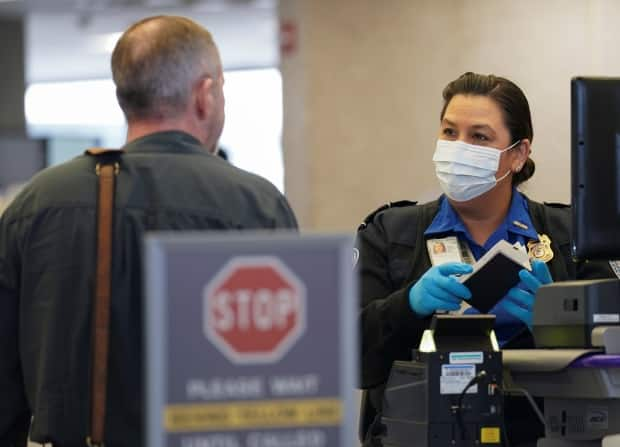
433,139,520,202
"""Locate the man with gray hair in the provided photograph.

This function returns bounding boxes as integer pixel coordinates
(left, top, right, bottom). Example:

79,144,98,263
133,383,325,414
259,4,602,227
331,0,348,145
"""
0,16,297,447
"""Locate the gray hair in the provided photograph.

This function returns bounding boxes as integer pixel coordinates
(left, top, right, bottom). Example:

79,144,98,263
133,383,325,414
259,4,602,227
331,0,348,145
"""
111,15,220,121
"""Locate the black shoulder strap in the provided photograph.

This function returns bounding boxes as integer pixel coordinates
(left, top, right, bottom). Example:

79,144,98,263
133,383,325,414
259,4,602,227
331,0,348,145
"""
357,199,440,261
358,200,418,231
542,201,570,209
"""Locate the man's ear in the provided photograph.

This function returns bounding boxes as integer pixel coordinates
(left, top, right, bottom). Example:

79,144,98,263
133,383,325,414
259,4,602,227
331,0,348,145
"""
194,77,214,121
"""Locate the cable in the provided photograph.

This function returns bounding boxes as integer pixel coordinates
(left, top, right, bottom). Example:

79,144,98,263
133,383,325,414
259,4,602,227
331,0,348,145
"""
454,370,487,441
502,385,546,429
500,408,512,447
453,376,543,446
498,385,546,447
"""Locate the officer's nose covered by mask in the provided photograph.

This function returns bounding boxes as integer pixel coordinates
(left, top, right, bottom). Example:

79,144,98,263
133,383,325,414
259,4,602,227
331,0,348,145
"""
433,139,520,202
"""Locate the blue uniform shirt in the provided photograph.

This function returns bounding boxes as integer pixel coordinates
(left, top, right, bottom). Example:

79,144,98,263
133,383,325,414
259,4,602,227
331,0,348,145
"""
424,189,540,345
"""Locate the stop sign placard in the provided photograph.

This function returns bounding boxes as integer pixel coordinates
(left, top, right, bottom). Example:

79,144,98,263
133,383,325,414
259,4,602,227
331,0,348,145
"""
203,256,306,364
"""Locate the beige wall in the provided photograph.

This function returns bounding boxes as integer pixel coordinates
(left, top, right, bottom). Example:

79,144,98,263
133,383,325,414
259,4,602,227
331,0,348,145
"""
280,0,620,231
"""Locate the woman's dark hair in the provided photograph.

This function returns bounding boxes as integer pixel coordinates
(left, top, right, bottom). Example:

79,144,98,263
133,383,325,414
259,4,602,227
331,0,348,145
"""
440,72,535,185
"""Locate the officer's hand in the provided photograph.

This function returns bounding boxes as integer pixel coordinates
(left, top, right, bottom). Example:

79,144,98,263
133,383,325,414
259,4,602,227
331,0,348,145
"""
409,262,473,317
501,260,553,329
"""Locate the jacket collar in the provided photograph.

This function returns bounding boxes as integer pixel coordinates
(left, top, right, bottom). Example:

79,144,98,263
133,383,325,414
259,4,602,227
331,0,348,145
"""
122,131,208,155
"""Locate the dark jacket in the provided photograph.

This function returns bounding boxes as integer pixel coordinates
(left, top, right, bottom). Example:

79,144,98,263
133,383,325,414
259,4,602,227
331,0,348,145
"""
0,131,298,447
355,198,614,441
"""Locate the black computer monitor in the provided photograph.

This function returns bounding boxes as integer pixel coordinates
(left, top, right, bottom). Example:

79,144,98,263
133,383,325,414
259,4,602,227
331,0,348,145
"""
571,77,620,260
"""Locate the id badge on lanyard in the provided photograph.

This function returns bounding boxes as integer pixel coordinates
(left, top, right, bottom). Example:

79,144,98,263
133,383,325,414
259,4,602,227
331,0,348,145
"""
426,236,475,267
426,236,475,313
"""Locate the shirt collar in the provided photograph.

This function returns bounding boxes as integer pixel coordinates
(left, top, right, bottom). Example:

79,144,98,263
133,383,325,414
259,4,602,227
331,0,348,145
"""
424,195,466,237
122,130,208,155
424,189,539,241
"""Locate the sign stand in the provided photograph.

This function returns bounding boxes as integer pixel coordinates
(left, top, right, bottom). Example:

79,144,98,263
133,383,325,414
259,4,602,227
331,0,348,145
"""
145,233,357,447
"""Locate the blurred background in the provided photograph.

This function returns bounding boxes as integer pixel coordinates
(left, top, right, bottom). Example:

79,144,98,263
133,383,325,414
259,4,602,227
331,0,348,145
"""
1,0,620,231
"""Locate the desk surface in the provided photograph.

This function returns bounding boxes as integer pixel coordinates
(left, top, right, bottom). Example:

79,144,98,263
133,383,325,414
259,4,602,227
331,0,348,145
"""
503,349,600,373
573,354,620,368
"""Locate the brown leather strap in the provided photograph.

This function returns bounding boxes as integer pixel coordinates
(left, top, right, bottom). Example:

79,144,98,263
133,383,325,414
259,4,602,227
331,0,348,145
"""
86,149,121,447
85,147,123,156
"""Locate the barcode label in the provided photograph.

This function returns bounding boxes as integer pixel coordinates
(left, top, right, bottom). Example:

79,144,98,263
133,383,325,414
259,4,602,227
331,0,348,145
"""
440,364,477,395
444,368,473,377
442,364,475,377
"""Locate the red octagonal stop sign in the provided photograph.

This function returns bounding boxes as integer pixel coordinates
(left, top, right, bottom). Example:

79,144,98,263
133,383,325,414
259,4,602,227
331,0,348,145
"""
203,256,306,364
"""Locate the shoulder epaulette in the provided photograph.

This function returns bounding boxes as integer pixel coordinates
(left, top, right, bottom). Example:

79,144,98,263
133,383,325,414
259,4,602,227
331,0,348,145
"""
543,201,570,209
358,200,418,231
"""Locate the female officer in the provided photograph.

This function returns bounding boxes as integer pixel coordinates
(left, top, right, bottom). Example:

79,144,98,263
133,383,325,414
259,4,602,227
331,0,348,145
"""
356,72,614,445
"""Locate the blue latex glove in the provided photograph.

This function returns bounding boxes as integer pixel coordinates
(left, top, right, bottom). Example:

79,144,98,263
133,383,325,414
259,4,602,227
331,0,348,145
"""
409,262,473,316
501,260,553,329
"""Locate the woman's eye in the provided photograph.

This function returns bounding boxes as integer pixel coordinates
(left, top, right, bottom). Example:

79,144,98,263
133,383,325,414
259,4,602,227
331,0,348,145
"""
442,128,456,137
473,133,489,142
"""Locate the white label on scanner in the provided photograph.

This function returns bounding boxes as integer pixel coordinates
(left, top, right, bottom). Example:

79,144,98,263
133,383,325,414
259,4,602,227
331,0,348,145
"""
440,364,477,395
449,351,484,364
593,314,620,323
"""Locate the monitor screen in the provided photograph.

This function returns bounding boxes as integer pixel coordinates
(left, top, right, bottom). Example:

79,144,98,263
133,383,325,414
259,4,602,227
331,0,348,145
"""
571,77,620,260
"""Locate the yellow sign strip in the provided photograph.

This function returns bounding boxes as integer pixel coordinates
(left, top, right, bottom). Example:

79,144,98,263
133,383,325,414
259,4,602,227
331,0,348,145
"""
164,397,342,432
480,427,501,443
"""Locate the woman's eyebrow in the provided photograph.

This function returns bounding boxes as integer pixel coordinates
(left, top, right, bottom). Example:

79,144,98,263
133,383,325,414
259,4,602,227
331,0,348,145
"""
470,124,496,135
441,118,497,135
441,118,457,127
